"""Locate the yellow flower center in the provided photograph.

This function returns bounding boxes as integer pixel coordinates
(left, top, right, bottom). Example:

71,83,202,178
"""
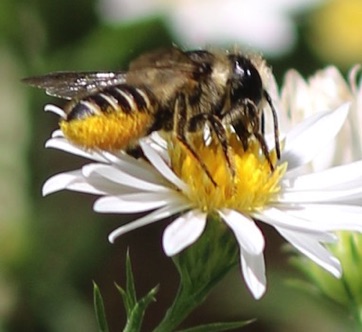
168,133,287,213
309,0,362,68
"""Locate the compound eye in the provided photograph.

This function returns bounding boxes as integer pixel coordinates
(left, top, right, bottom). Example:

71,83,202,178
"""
229,55,263,105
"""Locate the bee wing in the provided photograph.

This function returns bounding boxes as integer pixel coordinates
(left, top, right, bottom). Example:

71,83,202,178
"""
22,71,127,100
23,48,208,100
129,47,197,72
125,48,207,91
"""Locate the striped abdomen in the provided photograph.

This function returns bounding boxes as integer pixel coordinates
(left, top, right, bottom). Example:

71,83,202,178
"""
60,84,157,151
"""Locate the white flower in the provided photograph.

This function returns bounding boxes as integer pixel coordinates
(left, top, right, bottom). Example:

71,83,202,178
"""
97,0,326,56
43,102,362,300
279,65,362,169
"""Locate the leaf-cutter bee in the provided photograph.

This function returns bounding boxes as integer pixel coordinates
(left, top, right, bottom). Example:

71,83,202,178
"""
24,47,280,186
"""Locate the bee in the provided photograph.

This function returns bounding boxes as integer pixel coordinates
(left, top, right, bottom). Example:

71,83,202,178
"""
23,47,280,186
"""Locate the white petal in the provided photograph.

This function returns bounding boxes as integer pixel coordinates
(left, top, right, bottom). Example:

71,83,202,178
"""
44,104,66,118
283,160,362,191
140,141,188,192
240,249,266,300
94,191,185,213
82,163,170,193
172,0,296,56
51,129,64,138
282,204,362,232
349,64,361,94
219,209,264,255
45,137,107,162
100,151,167,186
276,227,342,277
65,180,111,195
279,69,309,128
43,170,83,196
276,186,362,204
43,169,121,196
108,201,191,243
142,133,170,162
281,103,350,169
163,210,207,256
82,167,142,195
308,66,350,110
254,207,326,234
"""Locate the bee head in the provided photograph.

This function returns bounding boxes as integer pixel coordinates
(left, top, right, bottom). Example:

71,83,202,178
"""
228,54,263,106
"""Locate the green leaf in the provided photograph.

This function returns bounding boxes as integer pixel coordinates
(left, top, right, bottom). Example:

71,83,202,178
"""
123,285,159,332
177,319,255,332
114,252,159,331
115,283,131,316
116,250,138,316
125,249,137,308
93,282,110,332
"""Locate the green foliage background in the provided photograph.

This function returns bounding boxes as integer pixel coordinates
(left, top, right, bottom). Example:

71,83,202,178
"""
0,0,357,331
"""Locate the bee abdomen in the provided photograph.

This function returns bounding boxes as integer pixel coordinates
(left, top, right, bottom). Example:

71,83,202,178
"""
66,84,154,121
60,84,157,151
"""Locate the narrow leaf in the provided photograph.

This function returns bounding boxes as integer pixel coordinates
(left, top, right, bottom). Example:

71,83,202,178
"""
93,282,110,332
123,285,159,332
115,283,133,316
177,319,255,332
115,251,138,316
126,249,137,308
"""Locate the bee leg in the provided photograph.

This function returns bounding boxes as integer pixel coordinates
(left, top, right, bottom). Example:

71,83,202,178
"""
189,113,235,178
232,120,249,152
174,94,218,187
231,100,274,172
254,131,275,171
261,109,265,136
175,135,218,187
226,99,255,152
246,101,275,171
126,145,145,159
263,91,281,159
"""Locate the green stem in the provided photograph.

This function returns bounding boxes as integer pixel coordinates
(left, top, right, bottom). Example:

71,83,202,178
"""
154,215,239,332
154,267,230,332
353,306,362,331
153,286,204,331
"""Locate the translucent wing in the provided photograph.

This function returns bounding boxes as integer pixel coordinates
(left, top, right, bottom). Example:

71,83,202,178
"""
125,48,209,90
129,47,197,71
22,71,127,100
23,48,211,100
128,48,209,78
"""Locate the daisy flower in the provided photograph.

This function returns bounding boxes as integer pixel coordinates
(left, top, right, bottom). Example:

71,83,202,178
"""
43,100,362,300
276,65,362,327
279,65,362,169
98,0,326,56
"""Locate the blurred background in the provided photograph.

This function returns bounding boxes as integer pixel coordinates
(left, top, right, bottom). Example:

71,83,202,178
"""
1,0,361,331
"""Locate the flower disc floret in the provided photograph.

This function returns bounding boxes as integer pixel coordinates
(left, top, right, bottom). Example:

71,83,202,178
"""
169,134,287,213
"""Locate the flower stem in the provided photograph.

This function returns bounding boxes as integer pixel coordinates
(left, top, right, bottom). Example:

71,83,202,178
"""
154,214,239,332
154,266,230,332
353,306,362,331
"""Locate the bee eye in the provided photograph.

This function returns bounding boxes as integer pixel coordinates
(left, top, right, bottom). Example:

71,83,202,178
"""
229,55,263,105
